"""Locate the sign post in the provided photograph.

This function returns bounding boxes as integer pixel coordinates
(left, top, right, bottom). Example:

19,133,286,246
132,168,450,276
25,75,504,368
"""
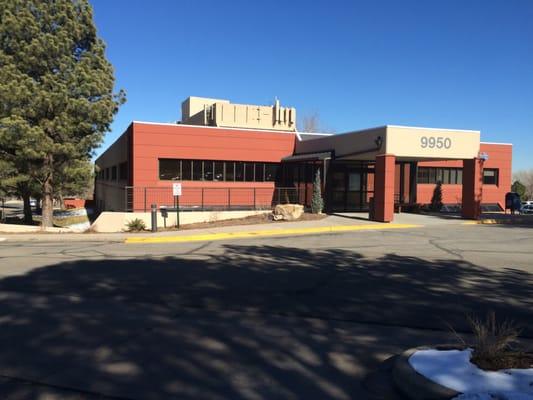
172,183,182,229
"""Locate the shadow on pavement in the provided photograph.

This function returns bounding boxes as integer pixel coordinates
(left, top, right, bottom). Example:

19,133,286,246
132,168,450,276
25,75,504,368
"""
0,246,531,399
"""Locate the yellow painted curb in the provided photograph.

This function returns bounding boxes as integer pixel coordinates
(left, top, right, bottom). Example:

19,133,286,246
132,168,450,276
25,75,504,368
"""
464,219,533,226
125,224,421,244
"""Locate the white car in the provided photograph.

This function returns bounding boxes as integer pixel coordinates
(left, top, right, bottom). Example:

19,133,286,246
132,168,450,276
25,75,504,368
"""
522,204,533,214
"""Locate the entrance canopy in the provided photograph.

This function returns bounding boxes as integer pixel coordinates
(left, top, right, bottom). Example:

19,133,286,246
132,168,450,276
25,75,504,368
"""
293,125,481,162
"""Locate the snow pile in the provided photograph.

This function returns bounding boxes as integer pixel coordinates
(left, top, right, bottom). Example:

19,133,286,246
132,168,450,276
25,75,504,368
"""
409,349,533,399
454,393,533,400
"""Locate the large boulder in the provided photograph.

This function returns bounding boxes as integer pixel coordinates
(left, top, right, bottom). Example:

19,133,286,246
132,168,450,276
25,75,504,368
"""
273,204,304,221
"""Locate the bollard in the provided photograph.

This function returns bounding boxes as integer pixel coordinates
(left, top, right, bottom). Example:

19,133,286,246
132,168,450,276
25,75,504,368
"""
151,203,157,232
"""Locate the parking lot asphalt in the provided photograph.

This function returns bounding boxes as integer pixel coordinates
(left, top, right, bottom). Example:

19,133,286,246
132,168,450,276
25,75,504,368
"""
0,222,531,399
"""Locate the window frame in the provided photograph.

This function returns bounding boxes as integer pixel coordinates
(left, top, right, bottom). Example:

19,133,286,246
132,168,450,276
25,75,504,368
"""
417,167,463,185
483,168,499,186
158,159,281,182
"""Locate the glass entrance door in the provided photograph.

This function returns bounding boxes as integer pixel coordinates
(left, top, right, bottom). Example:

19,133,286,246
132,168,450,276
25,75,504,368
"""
327,167,368,211
346,172,363,210
330,172,346,211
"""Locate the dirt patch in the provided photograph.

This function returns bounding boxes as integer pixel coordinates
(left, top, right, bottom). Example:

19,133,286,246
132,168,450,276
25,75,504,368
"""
160,212,327,231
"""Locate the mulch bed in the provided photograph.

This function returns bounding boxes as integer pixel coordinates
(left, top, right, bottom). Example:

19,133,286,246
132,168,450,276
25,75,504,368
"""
471,351,533,371
160,212,327,231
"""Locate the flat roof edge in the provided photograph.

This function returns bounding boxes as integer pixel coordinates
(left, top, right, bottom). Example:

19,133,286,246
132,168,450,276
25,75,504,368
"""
132,120,297,134
386,125,480,133
480,141,513,146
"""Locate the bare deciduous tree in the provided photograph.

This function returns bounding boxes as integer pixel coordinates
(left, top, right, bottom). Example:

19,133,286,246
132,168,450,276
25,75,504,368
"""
299,112,335,133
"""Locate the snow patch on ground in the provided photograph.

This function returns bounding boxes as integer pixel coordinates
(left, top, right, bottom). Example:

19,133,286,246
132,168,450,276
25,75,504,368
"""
409,349,533,399
66,221,91,232
454,392,533,400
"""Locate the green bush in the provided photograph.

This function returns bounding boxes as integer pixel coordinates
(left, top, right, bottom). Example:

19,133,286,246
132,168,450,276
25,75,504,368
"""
311,169,324,214
430,181,443,211
126,218,146,232
511,180,526,201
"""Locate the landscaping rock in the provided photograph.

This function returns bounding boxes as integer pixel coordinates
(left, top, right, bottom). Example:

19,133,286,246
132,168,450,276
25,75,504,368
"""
272,204,304,221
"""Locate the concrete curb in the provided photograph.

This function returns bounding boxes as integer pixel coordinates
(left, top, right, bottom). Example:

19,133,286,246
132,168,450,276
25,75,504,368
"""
392,345,461,400
124,223,422,244
477,218,533,225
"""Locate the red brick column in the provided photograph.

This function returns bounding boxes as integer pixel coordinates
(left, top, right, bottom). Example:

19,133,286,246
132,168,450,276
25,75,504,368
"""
462,158,483,219
374,154,396,222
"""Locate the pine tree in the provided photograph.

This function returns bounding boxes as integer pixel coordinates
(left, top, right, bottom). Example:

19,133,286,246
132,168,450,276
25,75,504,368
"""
55,160,94,201
0,0,125,227
430,181,443,211
511,180,526,201
311,168,324,214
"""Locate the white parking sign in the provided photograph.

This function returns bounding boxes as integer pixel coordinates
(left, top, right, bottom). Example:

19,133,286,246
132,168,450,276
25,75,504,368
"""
172,183,182,196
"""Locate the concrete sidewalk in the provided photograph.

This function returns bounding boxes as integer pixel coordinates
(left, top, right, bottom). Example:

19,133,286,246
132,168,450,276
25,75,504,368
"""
0,213,466,243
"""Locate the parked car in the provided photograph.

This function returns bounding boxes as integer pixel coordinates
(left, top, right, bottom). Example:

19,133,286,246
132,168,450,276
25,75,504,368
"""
522,204,533,214
522,200,533,206
29,199,37,208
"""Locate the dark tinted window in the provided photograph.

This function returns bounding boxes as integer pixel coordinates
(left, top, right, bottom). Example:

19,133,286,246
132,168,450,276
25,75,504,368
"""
158,159,281,182
265,163,278,181
181,160,191,180
225,162,235,181
119,162,128,180
235,162,244,181
192,160,202,180
244,163,254,182
483,169,498,185
214,162,224,181
159,159,180,180
417,167,463,184
203,161,213,181
255,163,264,182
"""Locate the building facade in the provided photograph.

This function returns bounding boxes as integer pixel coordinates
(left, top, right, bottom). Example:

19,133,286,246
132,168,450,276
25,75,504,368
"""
95,97,512,222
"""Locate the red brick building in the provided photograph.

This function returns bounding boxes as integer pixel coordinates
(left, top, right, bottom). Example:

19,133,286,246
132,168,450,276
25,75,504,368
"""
95,98,512,222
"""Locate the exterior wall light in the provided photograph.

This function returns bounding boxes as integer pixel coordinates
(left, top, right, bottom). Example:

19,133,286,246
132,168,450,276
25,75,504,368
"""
374,136,383,149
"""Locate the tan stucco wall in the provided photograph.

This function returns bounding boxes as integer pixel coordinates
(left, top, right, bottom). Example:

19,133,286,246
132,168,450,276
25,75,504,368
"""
294,125,481,161
385,126,480,159
295,127,386,160
91,210,271,233
94,183,126,212
182,96,229,121
181,96,296,132
95,125,130,170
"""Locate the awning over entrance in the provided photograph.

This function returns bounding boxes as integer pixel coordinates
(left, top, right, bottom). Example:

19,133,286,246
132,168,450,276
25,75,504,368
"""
289,125,483,222
282,151,332,162
293,125,481,162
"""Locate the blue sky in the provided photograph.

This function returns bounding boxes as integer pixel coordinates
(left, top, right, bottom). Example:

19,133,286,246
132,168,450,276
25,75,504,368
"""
91,0,533,171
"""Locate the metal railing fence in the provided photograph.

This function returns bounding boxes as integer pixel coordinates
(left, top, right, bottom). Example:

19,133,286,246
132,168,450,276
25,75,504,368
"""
123,186,304,212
